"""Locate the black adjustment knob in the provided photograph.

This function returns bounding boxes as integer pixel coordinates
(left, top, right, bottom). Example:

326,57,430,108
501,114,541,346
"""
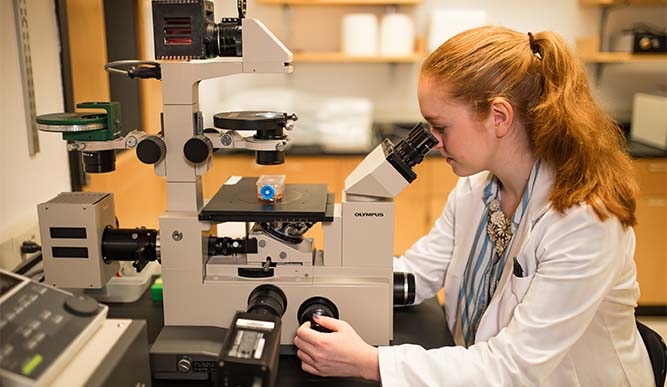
297,297,339,333
183,135,213,164
393,272,416,306
64,295,99,316
136,135,166,164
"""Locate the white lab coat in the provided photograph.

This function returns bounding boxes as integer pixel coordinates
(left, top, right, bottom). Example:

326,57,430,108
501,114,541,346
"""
379,165,654,386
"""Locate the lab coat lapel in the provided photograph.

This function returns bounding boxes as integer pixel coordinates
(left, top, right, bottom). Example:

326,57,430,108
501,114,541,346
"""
474,165,555,342
444,173,490,332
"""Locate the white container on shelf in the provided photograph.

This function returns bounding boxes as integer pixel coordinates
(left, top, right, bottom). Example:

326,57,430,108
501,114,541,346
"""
427,10,487,52
341,13,378,56
380,14,414,57
632,93,667,150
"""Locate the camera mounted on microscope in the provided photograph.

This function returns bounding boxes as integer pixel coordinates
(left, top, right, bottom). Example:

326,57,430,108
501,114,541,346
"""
152,0,247,60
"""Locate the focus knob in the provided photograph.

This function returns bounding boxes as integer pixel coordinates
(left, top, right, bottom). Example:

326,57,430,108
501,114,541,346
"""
297,297,339,333
136,135,166,164
183,135,213,164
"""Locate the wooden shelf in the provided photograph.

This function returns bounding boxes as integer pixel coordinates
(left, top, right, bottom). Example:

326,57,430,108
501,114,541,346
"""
293,51,423,63
257,0,421,5
292,37,425,63
579,0,666,5
576,37,667,63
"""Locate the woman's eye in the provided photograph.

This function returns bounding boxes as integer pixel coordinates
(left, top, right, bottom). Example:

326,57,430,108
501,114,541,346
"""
432,126,446,135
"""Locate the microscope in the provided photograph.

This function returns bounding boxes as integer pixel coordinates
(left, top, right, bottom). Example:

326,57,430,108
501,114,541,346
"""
33,0,437,384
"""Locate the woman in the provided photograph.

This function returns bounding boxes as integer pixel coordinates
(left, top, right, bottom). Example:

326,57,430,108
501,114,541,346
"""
293,26,654,386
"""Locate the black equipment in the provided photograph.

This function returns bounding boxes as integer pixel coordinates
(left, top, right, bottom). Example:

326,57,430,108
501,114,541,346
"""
384,122,438,183
213,111,298,166
393,272,416,306
152,0,247,60
217,285,285,387
101,227,160,272
634,31,667,53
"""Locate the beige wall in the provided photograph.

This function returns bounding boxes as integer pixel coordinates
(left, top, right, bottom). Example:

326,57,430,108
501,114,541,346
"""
0,0,70,270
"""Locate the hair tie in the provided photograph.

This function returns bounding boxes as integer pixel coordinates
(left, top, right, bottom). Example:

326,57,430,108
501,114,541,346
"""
528,32,542,60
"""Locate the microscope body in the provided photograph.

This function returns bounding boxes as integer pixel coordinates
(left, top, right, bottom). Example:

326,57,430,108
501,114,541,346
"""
158,147,407,347
35,0,434,363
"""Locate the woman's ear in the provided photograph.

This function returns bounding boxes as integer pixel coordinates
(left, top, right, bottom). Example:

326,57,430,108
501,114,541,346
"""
489,98,514,138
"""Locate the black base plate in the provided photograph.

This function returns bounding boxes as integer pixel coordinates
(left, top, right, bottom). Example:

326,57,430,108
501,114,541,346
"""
200,177,334,223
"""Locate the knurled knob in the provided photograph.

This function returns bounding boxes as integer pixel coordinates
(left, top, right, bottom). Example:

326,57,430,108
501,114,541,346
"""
136,135,166,164
183,135,213,164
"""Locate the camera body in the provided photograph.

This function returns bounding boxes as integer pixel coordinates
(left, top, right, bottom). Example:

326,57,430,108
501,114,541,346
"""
152,0,243,59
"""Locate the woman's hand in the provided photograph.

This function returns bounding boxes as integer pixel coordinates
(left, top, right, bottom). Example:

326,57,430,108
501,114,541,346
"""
293,315,380,382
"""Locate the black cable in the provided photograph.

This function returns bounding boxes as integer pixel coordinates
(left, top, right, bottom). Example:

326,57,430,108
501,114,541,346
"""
104,60,161,80
14,251,42,276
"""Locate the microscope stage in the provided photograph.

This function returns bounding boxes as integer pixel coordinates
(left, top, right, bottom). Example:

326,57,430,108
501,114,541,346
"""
200,177,334,222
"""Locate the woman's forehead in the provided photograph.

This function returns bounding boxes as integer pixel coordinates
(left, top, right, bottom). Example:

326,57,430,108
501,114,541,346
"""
419,77,465,111
419,76,457,103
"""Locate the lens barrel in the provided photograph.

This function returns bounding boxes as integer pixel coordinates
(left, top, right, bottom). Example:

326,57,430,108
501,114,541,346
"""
394,123,438,168
82,150,116,173
393,272,416,306
209,22,242,57
256,151,285,165
247,284,288,318
297,297,339,333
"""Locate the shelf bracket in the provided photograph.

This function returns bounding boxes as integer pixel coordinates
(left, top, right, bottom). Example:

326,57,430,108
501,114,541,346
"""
13,0,40,156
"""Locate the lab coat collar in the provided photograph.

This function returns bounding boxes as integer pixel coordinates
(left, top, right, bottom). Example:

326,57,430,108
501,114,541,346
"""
443,171,491,332
473,162,555,343
444,163,556,339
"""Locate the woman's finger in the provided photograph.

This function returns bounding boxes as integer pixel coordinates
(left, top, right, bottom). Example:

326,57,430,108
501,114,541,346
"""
296,349,316,365
293,335,320,358
300,360,321,376
296,324,325,347
313,315,346,332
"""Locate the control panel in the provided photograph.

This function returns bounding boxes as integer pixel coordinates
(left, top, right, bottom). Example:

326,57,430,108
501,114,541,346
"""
0,269,107,387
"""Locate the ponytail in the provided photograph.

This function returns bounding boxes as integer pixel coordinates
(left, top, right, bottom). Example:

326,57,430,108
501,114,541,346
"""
422,26,638,227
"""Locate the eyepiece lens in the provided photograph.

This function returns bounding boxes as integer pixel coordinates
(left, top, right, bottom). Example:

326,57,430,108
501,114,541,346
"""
394,123,438,168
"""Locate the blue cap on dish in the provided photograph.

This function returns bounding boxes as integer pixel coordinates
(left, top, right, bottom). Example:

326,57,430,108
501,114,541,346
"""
260,185,276,201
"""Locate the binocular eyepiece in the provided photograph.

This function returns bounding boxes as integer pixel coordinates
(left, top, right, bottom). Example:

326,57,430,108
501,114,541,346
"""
394,123,438,169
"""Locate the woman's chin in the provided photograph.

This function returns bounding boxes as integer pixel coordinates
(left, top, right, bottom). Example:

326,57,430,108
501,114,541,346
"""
447,160,478,177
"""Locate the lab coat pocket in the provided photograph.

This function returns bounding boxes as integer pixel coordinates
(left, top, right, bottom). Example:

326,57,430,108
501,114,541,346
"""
510,273,534,303
491,272,533,336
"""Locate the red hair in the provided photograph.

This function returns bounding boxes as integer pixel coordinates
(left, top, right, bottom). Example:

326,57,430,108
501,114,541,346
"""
421,26,638,227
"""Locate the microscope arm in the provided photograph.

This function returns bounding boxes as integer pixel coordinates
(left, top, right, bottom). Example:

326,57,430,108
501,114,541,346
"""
66,130,148,152
205,130,289,152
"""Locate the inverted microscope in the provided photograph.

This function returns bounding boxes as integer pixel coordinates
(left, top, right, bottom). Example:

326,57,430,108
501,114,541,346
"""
32,1,437,385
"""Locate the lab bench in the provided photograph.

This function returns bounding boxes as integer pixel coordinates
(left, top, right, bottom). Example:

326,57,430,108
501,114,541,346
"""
106,287,453,387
